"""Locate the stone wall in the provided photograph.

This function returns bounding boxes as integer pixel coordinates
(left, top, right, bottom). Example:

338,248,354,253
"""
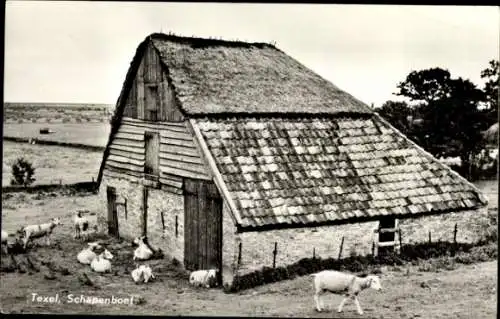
144,187,184,263
97,175,143,240
398,208,490,245
97,175,184,262
232,220,379,277
227,207,490,281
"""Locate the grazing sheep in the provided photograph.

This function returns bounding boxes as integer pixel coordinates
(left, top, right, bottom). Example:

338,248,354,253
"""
132,236,153,261
77,242,105,264
73,210,90,240
131,264,155,284
90,250,114,273
311,270,382,315
189,269,218,288
20,218,62,249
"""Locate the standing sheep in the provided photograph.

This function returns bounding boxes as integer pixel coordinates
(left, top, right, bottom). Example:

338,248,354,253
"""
311,270,382,315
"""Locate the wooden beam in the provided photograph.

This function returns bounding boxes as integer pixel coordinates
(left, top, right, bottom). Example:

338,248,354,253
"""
189,118,242,227
377,241,396,247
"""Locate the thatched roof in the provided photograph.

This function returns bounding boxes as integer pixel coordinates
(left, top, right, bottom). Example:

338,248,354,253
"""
193,114,487,230
149,33,373,115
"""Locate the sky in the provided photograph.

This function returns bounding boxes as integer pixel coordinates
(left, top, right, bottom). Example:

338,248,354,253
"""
4,2,499,108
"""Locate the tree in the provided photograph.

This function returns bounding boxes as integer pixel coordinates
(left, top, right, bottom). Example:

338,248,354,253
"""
480,60,499,127
392,68,487,179
395,68,453,104
10,157,36,187
376,101,414,136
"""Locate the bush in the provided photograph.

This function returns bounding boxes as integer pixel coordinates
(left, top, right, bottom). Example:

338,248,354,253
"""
10,157,36,187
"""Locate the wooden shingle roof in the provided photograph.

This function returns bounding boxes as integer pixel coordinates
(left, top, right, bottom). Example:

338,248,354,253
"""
193,115,487,230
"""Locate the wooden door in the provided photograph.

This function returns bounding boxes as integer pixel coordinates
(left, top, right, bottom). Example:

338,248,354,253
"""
106,186,119,237
184,179,223,283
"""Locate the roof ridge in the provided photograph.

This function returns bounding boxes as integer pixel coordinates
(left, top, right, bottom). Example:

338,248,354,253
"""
148,32,279,50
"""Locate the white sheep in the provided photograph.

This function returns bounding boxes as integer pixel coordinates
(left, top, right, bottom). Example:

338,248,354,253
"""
311,270,382,315
189,269,218,288
131,264,155,284
77,242,105,264
20,217,62,249
1,230,10,254
132,236,153,261
90,249,114,273
73,210,90,240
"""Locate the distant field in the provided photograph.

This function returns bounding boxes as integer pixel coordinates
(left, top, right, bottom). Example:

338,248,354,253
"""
3,123,110,147
3,102,114,124
2,141,102,186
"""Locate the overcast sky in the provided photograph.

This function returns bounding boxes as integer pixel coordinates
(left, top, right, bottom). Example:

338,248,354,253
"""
4,2,499,107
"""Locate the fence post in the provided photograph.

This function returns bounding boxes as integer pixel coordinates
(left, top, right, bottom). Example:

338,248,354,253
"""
237,242,242,266
452,223,458,257
453,223,458,244
313,247,316,260
398,229,403,254
371,241,375,256
428,231,432,244
272,242,278,269
338,236,344,260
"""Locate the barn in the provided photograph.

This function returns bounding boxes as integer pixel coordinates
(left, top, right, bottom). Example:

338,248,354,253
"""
96,33,488,287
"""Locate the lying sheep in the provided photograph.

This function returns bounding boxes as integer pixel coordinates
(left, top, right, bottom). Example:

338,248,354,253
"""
132,236,153,261
20,217,62,249
311,270,382,315
189,269,218,288
77,242,106,264
131,264,155,284
90,249,114,273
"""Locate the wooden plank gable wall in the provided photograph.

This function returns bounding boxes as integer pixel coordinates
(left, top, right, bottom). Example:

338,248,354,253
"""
104,41,211,193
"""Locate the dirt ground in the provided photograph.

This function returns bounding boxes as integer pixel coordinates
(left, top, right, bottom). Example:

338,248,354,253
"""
0,191,497,317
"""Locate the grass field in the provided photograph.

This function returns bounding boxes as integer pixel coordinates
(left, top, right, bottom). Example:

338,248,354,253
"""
0,189,497,317
2,141,103,186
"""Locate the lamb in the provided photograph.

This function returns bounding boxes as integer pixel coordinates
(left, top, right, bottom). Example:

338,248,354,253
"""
20,217,62,250
90,249,114,273
189,269,218,288
73,210,90,240
77,242,107,264
311,270,382,315
132,236,153,261
131,264,155,284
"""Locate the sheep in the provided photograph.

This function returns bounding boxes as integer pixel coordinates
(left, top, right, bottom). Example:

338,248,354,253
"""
1,230,25,254
131,264,155,284
189,269,219,288
20,217,62,250
73,210,90,240
90,249,114,273
1,230,10,254
311,270,382,315
132,236,153,261
77,242,106,264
